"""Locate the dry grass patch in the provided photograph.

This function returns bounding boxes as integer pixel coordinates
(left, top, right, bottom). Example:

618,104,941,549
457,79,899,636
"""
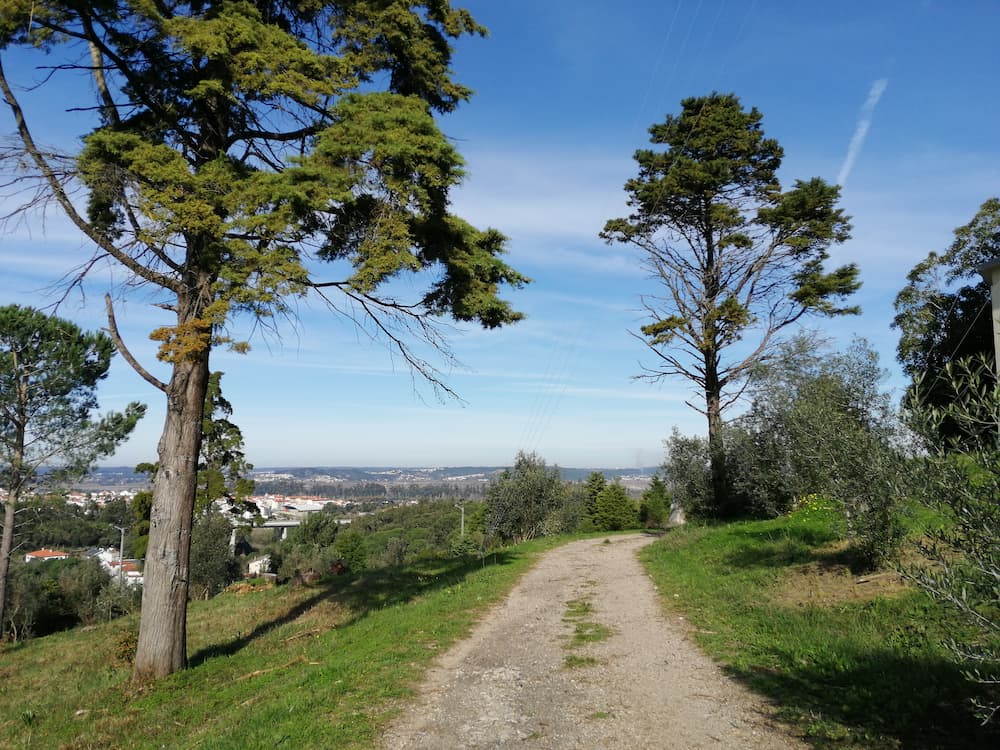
775,551,908,608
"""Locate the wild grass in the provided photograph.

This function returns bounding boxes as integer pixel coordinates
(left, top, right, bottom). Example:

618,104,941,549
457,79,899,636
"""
0,537,563,750
569,621,612,647
562,598,592,621
559,595,611,672
641,510,1000,750
563,654,600,669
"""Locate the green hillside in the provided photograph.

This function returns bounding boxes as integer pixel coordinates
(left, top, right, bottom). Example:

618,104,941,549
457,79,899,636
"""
0,540,560,749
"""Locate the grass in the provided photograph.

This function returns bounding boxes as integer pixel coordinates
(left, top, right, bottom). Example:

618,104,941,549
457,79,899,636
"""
569,621,612,647
641,510,1000,749
562,599,593,620
560,595,612,670
7,521,994,749
0,537,564,750
563,654,600,669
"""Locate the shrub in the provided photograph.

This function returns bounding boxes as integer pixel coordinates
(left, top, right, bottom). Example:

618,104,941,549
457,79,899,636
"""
591,484,638,531
727,337,909,568
663,429,713,519
332,527,368,572
485,452,563,543
906,355,1000,722
189,509,240,600
542,482,592,535
639,474,669,528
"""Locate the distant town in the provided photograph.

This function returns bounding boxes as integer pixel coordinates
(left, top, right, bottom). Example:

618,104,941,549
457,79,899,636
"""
70,465,658,501
3,465,658,545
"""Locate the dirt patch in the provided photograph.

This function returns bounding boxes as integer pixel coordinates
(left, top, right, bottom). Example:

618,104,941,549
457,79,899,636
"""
775,543,909,608
224,580,274,595
381,534,806,749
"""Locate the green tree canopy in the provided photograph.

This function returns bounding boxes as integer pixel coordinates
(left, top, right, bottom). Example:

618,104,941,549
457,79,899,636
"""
196,372,255,513
0,304,144,639
591,483,637,532
601,93,859,515
638,474,668,528
893,198,999,444
188,508,240,601
0,2,525,679
729,337,907,567
485,452,563,544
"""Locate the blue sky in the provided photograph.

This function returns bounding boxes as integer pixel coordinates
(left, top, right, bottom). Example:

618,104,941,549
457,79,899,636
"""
1,0,998,469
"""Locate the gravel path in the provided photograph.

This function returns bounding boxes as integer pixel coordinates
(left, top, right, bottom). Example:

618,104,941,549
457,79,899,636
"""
380,534,806,749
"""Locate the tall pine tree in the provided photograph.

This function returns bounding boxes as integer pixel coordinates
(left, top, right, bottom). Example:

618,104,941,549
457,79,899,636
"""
602,93,859,516
0,2,525,679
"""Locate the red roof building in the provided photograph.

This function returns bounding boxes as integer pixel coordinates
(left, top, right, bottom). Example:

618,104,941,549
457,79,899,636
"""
24,548,70,562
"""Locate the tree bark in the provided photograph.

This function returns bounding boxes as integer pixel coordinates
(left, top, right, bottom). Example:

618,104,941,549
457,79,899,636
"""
0,493,16,636
132,293,212,681
0,400,25,639
705,364,729,517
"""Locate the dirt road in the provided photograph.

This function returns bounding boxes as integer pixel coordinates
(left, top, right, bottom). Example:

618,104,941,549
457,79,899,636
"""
381,534,806,749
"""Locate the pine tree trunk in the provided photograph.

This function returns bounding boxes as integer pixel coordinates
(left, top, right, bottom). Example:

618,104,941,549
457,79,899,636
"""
0,494,15,636
132,293,212,681
0,428,25,638
705,369,729,517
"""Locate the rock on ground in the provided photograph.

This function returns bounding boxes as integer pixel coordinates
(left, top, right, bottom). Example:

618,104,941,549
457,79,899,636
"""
380,534,806,749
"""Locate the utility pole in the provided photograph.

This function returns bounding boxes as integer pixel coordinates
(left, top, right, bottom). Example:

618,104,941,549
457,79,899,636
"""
454,502,465,537
977,259,1000,375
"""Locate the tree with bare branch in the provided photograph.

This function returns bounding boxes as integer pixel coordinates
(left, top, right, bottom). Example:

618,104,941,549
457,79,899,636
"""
0,2,525,680
601,93,859,516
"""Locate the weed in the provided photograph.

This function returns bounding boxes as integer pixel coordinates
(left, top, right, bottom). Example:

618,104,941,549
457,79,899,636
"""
570,621,612,647
112,627,138,666
563,598,592,621
563,654,599,669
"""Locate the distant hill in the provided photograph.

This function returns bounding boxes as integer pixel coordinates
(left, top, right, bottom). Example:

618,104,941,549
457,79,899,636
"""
86,465,659,490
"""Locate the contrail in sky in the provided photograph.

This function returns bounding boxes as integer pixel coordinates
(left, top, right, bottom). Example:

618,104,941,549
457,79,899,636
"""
837,78,889,188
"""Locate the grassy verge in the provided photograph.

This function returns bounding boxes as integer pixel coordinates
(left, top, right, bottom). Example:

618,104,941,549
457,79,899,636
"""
0,537,564,749
640,510,999,749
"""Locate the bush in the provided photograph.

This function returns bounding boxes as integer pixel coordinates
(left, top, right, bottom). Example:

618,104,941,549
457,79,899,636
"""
726,337,909,568
485,452,563,543
906,355,1000,722
56,558,109,626
639,474,669,528
663,429,713,519
286,512,341,548
2,557,117,641
332,527,368,572
542,482,592,535
591,484,638,531
189,509,240,600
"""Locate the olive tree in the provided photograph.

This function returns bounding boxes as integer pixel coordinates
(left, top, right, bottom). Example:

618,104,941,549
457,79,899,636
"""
485,452,563,544
906,356,1000,722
